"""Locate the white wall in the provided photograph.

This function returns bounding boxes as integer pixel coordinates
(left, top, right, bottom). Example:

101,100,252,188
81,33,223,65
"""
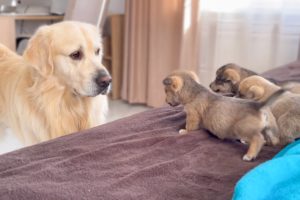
107,0,125,15
65,0,105,25
64,0,125,28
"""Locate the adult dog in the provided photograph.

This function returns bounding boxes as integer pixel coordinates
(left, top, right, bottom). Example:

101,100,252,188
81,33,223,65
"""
0,21,111,145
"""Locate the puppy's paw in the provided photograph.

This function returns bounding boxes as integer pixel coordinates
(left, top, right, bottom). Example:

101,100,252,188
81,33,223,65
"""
242,154,255,162
179,129,188,135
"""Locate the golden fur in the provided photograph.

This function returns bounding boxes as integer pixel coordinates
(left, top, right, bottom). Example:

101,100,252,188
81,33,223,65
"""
238,75,300,144
0,21,111,145
163,71,283,161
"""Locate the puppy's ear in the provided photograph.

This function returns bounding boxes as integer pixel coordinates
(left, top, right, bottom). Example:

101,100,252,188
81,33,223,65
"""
224,69,240,84
23,25,54,77
163,76,183,92
248,86,264,100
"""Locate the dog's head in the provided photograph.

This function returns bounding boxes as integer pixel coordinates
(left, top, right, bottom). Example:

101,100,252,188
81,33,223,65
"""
162,71,199,106
23,21,111,97
209,63,256,96
237,75,280,102
209,63,242,95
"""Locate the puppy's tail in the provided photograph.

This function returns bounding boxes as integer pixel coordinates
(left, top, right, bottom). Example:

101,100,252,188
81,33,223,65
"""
256,88,286,109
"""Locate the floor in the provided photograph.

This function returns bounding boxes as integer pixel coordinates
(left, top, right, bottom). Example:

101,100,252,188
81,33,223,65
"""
0,99,150,154
107,99,150,122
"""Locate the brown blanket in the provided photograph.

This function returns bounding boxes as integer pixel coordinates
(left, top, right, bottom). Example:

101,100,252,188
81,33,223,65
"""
0,61,299,200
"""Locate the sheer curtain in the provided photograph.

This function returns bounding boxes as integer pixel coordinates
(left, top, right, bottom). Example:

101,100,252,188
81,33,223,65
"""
198,0,300,87
122,0,300,107
122,0,202,107
122,0,184,107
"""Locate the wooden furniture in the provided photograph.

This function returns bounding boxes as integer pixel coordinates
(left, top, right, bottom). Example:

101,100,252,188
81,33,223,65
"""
103,14,124,99
0,14,63,51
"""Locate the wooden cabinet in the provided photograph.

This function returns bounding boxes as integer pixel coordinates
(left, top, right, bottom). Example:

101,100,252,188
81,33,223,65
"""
103,14,124,99
0,14,63,51
0,17,15,51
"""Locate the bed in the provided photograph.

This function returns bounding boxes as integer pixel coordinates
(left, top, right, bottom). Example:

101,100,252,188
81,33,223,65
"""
0,61,299,200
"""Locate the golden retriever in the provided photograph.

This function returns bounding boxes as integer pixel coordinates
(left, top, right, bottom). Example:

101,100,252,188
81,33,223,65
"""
0,21,111,145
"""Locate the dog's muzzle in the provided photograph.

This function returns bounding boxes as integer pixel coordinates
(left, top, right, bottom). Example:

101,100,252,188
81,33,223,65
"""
95,70,112,95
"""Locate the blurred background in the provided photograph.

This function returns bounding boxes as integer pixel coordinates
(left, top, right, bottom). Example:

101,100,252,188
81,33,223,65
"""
1,0,300,152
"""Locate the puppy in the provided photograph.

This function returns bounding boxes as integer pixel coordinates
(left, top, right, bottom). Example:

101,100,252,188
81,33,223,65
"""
0,21,111,145
238,75,300,144
209,63,257,96
209,63,300,97
163,71,283,161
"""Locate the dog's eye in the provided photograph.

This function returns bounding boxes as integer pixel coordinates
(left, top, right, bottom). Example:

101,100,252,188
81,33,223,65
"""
70,50,83,60
95,48,100,56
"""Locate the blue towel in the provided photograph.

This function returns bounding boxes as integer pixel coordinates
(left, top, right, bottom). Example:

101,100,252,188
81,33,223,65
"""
233,139,300,200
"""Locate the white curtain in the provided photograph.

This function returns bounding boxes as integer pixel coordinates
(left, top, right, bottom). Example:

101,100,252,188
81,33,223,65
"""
198,0,300,87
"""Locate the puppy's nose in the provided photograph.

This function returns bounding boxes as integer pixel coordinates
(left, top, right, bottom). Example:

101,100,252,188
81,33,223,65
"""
96,70,112,89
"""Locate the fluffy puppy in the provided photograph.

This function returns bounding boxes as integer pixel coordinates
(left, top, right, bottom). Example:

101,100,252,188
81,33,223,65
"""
238,75,300,144
209,63,300,96
163,71,283,161
0,21,111,145
209,63,257,96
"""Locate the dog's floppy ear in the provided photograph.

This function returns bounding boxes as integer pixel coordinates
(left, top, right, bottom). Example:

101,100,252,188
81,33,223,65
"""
224,69,240,84
248,85,265,100
163,76,183,92
23,25,54,77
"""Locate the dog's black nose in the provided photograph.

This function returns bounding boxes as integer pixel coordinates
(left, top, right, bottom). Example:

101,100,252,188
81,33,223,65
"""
96,70,112,89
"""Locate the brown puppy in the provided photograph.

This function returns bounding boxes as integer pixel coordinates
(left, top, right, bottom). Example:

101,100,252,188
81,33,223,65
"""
163,71,283,161
209,63,257,96
238,75,300,144
209,63,300,96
